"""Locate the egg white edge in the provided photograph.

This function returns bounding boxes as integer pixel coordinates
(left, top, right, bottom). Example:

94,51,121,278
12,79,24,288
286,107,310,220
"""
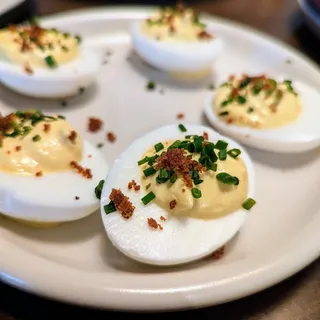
204,79,320,154
99,124,255,266
0,139,109,223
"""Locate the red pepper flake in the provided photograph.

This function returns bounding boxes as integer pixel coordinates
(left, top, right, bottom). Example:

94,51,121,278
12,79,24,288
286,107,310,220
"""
15,146,21,152
169,199,177,209
147,218,163,230
68,130,77,143
212,246,225,260
176,113,184,119
70,161,92,179
107,132,116,143
43,123,51,133
35,171,43,177
160,216,166,221
203,132,209,140
128,180,141,191
109,188,135,219
88,117,103,133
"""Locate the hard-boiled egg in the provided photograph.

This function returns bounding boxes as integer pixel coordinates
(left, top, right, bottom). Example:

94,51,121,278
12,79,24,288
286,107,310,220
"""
0,111,108,226
0,23,100,98
100,124,255,266
204,75,320,153
129,5,222,81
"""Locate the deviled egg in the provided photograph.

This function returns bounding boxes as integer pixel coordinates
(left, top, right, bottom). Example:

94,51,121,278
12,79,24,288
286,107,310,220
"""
100,124,255,266
0,110,108,227
130,4,222,81
0,21,100,98
204,74,320,153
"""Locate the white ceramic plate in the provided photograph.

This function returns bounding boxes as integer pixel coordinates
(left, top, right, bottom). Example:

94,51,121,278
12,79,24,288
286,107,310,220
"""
298,0,320,39
0,7,319,311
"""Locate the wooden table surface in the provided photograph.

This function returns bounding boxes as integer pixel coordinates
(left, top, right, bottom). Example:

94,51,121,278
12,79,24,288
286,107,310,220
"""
0,0,319,319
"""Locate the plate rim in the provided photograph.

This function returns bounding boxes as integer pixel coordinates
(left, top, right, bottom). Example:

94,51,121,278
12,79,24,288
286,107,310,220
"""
0,5,319,311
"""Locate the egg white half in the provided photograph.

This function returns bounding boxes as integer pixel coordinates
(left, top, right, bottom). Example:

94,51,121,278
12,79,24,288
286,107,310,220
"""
130,21,223,73
100,124,255,266
0,46,100,99
0,140,108,223
204,80,320,154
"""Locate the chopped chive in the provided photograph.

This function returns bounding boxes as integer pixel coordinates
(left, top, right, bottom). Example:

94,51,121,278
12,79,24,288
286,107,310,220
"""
44,55,57,68
138,157,149,166
239,77,251,89
168,140,181,149
156,168,170,184
22,126,32,136
146,81,156,91
205,143,218,163
61,45,69,52
94,180,104,199
104,201,116,214
154,142,164,152
143,166,156,177
170,171,177,183
63,32,70,38
29,16,39,25
97,142,104,148
191,188,202,199
146,183,151,190
147,155,159,166
32,134,41,142
214,140,228,150
227,148,241,158
194,136,204,152
237,96,246,104
252,85,262,95
179,140,190,150
219,111,229,116
141,191,156,205
57,115,65,120
75,35,82,43
207,162,217,171
216,172,239,185
242,198,256,210
218,149,227,160
247,107,254,113
178,124,187,132
208,83,215,90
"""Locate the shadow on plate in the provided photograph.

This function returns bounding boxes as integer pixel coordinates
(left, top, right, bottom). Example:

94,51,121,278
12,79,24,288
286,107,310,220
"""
0,81,99,113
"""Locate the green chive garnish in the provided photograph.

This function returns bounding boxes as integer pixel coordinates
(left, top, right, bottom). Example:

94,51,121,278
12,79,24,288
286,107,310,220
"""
247,107,254,113
141,191,156,205
193,136,204,152
94,180,104,199
178,124,187,132
191,188,202,199
214,140,228,150
227,149,241,158
239,77,251,89
57,115,65,119
242,198,256,210
156,168,170,184
32,134,41,142
143,167,156,177
97,143,104,148
29,16,39,25
146,81,156,91
216,172,239,185
138,157,149,166
61,45,69,52
75,35,82,43
154,142,164,152
218,149,227,160
219,111,229,116
207,162,217,171
170,171,177,183
147,155,159,166
104,201,116,214
45,55,57,68
237,96,246,104
146,183,151,190
208,84,215,90
168,140,181,149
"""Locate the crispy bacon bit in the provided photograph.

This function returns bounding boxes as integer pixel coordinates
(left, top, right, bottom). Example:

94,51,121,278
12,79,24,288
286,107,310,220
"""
169,200,177,209
88,117,103,133
154,148,205,188
203,132,209,140
15,146,21,152
109,188,135,219
198,31,213,39
128,180,141,191
212,246,225,260
75,196,80,200
182,188,186,192
43,123,51,133
70,161,92,179
147,218,158,229
35,171,43,177
68,130,77,143
0,113,16,132
176,113,184,119
107,132,116,143
24,64,33,74
160,216,166,221
227,118,233,124
269,104,277,113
